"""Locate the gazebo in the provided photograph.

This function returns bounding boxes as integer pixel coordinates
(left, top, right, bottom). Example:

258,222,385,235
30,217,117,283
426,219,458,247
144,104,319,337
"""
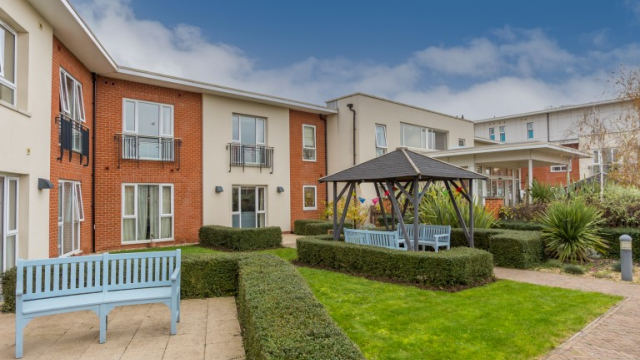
319,148,488,251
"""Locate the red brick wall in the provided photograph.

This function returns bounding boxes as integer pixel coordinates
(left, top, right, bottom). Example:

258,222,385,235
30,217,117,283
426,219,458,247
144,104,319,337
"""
289,110,327,230
49,37,94,257
94,77,202,251
520,144,580,188
484,198,504,219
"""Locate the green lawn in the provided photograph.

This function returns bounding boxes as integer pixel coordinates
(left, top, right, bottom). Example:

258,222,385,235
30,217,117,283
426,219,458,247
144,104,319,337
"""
299,267,620,360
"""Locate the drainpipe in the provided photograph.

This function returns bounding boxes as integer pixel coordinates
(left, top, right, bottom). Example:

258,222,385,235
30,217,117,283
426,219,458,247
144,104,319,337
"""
319,114,329,205
91,72,97,253
546,112,550,142
347,104,356,166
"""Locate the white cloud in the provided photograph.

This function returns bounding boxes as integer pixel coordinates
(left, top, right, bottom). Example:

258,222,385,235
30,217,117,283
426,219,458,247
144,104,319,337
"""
73,0,637,119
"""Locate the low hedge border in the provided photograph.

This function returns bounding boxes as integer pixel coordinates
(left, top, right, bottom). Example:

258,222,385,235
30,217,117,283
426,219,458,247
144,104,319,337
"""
450,228,545,269
293,219,353,236
296,237,494,288
199,225,282,251
497,221,544,231
1,253,364,360
601,228,640,261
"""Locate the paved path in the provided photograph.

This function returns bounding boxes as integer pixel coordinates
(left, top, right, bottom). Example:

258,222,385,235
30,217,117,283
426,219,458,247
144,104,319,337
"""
282,233,300,248
495,268,640,360
0,298,244,360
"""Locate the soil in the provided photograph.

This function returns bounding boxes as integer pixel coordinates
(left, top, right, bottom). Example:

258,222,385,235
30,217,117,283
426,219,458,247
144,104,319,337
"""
535,257,640,284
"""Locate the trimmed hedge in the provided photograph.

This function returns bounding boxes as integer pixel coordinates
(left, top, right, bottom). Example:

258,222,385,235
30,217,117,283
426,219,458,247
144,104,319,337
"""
601,228,640,261
450,228,545,269
294,219,353,236
237,254,365,359
199,225,282,251
297,238,494,288
293,219,326,235
1,253,365,360
498,221,544,231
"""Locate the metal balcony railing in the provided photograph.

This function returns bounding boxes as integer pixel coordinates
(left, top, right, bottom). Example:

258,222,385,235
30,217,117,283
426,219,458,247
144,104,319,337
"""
56,114,89,166
228,143,274,173
114,134,182,170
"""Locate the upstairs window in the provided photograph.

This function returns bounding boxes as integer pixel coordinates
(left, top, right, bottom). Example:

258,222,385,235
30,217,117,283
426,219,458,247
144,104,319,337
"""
232,114,265,145
0,21,17,106
60,69,85,122
123,99,174,160
375,124,387,156
527,122,534,139
499,126,506,142
303,124,316,161
401,123,447,150
489,128,495,141
458,138,466,147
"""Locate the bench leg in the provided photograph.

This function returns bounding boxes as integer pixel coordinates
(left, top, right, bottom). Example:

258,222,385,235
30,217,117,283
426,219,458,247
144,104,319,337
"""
99,305,107,344
170,300,177,335
177,298,181,323
15,319,24,359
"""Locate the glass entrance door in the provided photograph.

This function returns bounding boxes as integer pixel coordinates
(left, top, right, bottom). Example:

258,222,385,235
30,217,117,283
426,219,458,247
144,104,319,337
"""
232,186,266,228
0,176,18,272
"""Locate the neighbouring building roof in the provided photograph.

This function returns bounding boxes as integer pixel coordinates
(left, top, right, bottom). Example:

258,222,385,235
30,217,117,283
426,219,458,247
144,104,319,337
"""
319,148,487,183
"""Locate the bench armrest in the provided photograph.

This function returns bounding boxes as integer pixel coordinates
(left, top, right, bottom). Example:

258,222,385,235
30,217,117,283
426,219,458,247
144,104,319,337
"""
16,288,23,297
434,234,450,240
171,267,181,282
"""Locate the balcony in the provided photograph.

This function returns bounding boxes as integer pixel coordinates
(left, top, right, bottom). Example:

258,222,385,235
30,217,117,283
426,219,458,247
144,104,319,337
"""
114,134,182,170
56,114,89,166
228,143,274,173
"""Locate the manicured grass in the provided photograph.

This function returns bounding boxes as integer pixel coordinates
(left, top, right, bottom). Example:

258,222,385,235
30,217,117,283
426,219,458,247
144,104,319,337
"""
298,267,621,360
115,244,297,261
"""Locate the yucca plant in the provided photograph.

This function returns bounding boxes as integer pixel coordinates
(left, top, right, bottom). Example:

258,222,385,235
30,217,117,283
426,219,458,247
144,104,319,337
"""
418,185,496,228
529,179,562,203
539,199,608,263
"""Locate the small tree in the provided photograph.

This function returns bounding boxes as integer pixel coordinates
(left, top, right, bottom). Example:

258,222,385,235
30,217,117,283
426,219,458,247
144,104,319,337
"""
322,196,369,229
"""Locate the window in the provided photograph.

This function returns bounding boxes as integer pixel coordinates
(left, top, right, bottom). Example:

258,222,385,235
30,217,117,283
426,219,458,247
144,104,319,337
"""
489,127,495,141
122,184,173,243
458,138,466,147
232,186,266,228
232,114,266,164
0,21,16,106
303,186,317,210
400,123,447,150
550,165,568,172
527,122,534,139
123,99,174,160
0,176,18,271
59,69,86,152
58,181,84,256
303,125,316,161
375,124,387,156
499,126,506,142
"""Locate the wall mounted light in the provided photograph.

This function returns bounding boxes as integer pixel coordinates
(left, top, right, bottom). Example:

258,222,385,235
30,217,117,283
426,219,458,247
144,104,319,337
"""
277,186,285,193
38,178,54,190
215,186,224,193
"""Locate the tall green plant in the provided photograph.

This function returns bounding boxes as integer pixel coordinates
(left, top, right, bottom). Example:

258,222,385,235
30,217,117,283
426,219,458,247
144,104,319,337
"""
418,185,496,228
539,199,608,263
529,179,562,203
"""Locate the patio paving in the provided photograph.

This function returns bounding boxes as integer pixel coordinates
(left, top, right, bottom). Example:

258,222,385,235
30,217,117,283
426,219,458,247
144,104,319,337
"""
0,298,244,360
495,267,640,360
282,233,300,248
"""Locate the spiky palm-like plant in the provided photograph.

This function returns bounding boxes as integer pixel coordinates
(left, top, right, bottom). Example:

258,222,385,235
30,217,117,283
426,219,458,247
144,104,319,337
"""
539,199,608,263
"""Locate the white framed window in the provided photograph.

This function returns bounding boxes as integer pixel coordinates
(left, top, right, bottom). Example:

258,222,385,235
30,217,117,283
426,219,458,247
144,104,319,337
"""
1,176,18,272
58,180,84,257
232,114,267,164
550,165,568,172
232,186,266,228
499,126,506,142
303,124,317,161
123,99,174,160
401,123,447,150
303,186,317,210
375,124,387,156
489,127,495,140
0,20,17,106
59,69,86,152
458,138,466,147
527,122,534,139
122,184,174,243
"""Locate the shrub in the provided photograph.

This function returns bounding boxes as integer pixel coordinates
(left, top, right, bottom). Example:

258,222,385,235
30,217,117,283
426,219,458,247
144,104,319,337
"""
294,220,353,236
530,179,562,203
418,185,496,228
600,228,640,261
1,267,16,312
296,237,494,288
563,264,585,275
199,225,281,251
237,254,365,360
322,198,369,229
540,199,608,263
579,184,640,228
180,254,240,298
611,262,622,272
499,203,548,222
497,221,544,231
293,219,326,235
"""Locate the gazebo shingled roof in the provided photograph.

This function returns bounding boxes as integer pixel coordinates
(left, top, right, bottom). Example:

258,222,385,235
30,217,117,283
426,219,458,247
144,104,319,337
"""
319,148,487,183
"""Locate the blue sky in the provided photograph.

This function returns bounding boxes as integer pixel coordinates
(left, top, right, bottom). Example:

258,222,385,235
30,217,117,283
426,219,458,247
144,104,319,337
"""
72,0,640,119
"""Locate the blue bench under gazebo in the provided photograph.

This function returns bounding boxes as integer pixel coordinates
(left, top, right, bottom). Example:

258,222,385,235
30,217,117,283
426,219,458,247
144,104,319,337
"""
319,148,488,251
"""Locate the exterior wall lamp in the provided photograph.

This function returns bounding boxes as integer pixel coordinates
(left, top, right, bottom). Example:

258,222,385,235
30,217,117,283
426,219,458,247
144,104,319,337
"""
277,186,285,193
215,186,224,193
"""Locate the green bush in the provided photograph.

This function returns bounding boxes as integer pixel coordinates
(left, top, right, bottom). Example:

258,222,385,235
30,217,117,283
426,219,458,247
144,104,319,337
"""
530,179,562,203
498,221,544,231
237,254,364,360
611,262,622,272
540,199,608,263
1,267,16,312
600,228,640,261
297,238,494,288
293,219,326,235
199,225,281,251
294,219,353,236
418,185,496,228
180,254,240,298
563,264,585,275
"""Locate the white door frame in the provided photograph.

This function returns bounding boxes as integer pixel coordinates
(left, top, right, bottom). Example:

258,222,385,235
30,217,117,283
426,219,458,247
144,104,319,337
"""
1,176,19,272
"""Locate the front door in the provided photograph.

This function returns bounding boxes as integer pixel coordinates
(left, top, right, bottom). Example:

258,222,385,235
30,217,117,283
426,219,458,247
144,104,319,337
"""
232,186,266,228
0,176,18,272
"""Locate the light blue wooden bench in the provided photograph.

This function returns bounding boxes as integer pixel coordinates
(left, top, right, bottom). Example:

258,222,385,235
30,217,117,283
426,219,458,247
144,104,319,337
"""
15,250,181,359
344,229,405,250
402,225,451,252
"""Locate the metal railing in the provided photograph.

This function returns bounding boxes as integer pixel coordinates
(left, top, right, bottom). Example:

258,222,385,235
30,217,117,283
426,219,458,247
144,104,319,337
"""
588,164,612,177
228,143,274,173
55,114,89,166
114,134,182,170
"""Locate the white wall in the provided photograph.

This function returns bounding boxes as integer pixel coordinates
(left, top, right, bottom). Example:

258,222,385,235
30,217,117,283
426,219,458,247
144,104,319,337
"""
202,94,292,231
0,2,53,260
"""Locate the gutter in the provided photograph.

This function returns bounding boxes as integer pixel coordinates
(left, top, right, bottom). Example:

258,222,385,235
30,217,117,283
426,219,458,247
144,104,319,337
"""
347,104,356,166
91,72,97,253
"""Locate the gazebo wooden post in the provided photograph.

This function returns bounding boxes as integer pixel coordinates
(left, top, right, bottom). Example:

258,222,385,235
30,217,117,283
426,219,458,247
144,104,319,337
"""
374,182,389,231
469,179,475,248
412,177,420,251
386,180,413,251
401,181,414,219
336,182,355,238
444,180,471,247
332,182,338,240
